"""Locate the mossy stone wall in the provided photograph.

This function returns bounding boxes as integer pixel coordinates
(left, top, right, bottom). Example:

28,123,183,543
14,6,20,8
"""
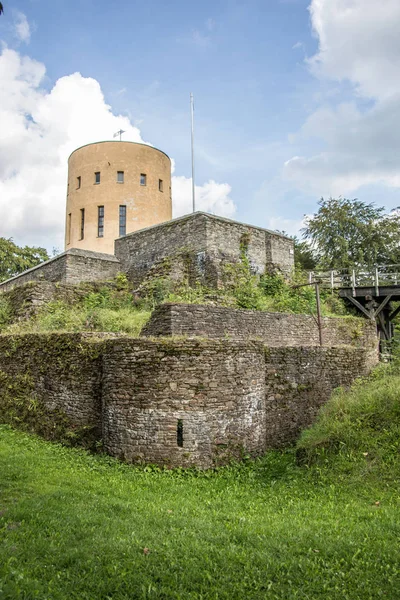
141,303,379,367
0,333,104,445
0,333,374,467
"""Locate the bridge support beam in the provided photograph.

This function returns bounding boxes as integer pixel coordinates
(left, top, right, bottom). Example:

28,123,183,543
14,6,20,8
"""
345,294,394,347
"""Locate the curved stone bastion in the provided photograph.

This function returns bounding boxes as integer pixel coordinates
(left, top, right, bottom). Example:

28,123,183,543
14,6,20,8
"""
0,333,377,468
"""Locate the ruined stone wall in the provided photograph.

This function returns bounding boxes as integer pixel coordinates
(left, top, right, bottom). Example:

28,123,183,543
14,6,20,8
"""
0,249,121,293
0,333,375,467
204,216,267,276
114,213,209,286
1,213,293,293
0,333,104,434
141,303,378,355
65,250,121,284
265,233,295,274
0,254,69,293
101,338,266,468
115,212,294,287
264,346,371,448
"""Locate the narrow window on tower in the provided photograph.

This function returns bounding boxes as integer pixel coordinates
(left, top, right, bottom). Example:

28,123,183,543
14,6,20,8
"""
94,171,100,184
119,205,126,237
80,209,85,240
98,206,104,237
77,176,81,189
159,179,163,192
140,173,146,186
67,213,71,245
117,171,124,183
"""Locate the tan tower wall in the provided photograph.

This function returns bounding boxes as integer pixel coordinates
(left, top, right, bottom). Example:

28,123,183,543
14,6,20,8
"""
65,141,172,254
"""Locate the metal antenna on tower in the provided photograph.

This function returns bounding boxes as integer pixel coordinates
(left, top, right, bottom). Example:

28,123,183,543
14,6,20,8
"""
190,93,195,213
113,129,126,141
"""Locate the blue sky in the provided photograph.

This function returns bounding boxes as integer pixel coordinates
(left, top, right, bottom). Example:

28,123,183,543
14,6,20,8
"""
1,0,400,250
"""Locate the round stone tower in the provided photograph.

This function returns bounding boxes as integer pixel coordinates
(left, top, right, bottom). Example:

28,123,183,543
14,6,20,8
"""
65,141,172,254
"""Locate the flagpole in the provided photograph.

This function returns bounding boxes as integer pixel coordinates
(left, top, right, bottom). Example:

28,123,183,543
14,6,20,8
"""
190,92,195,213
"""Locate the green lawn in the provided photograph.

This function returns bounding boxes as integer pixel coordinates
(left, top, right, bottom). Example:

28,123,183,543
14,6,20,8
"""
0,425,399,600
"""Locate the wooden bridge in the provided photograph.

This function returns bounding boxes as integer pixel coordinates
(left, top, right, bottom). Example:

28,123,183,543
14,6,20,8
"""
308,265,400,345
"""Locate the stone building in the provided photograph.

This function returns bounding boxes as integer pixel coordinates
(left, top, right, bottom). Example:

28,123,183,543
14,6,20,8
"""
65,141,172,254
0,139,295,290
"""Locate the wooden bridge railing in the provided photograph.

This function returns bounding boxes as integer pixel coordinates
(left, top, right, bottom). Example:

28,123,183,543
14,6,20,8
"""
308,264,400,294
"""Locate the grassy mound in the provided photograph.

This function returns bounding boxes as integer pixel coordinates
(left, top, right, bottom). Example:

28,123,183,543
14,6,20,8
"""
297,361,400,481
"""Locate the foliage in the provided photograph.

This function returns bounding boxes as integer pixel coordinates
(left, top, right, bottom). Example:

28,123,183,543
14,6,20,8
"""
221,258,267,310
297,359,400,479
0,296,11,330
0,237,49,282
293,236,319,270
302,197,400,269
3,295,151,337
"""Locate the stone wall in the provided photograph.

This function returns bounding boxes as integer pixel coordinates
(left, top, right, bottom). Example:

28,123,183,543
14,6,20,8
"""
0,333,104,434
0,249,121,292
141,303,378,355
114,212,208,286
0,333,374,468
264,346,371,448
115,212,294,287
102,338,266,468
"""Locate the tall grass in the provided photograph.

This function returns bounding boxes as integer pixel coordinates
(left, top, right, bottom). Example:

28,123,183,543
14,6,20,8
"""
297,360,400,479
2,288,151,336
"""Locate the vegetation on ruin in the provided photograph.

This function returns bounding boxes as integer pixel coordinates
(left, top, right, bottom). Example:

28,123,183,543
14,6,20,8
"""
297,357,400,478
0,266,354,336
0,280,152,336
0,359,399,599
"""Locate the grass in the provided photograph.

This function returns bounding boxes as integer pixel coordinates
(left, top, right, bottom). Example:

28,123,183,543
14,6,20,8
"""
297,361,400,481
4,304,151,336
1,294,151,337
1,362,400,599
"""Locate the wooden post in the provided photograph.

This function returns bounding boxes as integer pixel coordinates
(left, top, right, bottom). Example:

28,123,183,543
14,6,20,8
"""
315,282,323,346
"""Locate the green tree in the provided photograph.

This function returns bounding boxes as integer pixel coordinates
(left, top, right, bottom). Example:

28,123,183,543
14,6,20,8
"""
292,236,319,270
0,4,3,15
0,238,49,282
303,197,400,269
274,230,319,271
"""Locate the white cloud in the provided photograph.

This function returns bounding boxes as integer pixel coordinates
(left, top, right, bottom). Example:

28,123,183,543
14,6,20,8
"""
308,0,400,100
172,176,235,219
0,47,235,250
265,216,306,237
284,0,400,197
14,12,31,44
